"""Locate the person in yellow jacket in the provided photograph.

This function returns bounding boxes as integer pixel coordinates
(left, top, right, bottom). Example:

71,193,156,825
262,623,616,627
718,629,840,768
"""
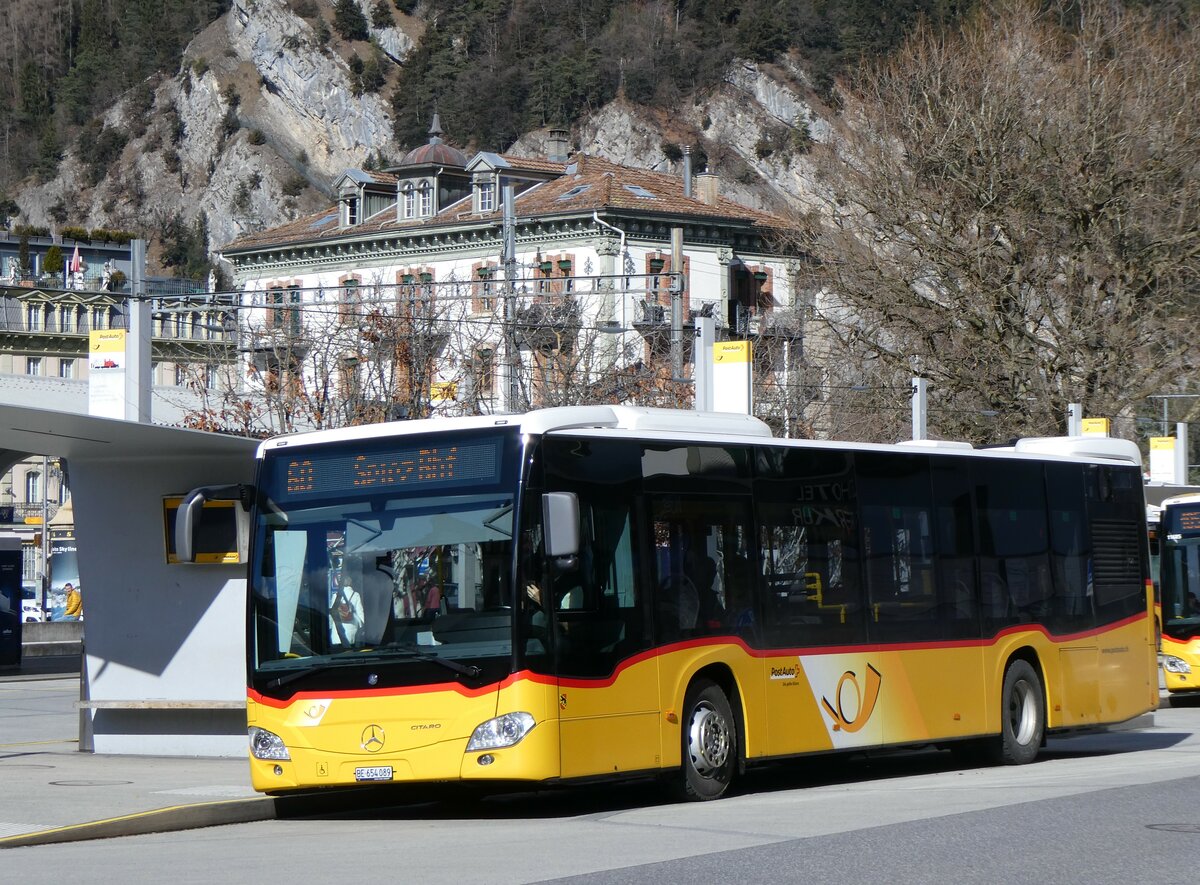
63,582,82,620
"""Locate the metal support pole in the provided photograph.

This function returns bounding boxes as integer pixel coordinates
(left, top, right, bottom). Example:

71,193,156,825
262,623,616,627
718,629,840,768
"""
694,316,714,411
670,227,684,382
40,454,49,618
911,377,927,441
1067,402,1082,437
502,184,519,413
126,239,151,423
1177,422,1189,485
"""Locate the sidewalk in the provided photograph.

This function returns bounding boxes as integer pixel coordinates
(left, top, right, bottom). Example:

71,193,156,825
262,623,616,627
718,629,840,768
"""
0,656,274,849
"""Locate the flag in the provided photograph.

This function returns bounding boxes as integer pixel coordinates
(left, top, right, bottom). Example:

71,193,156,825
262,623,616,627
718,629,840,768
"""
70,245,82,274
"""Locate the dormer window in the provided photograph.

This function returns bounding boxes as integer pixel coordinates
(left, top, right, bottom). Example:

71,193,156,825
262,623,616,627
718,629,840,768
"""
402,184,415,219
478,181,495,213
344,196,358,226
419,182,432,216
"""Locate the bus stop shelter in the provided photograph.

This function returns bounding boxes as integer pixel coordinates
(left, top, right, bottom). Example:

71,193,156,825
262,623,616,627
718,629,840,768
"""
0,404,258,756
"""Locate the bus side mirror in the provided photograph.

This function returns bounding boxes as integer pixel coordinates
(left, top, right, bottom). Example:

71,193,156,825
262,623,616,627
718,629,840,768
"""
542,492,579,570
173,484,248,564
175,488,209,564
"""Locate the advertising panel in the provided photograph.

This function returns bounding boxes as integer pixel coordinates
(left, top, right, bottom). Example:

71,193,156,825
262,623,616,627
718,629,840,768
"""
48,530,81,621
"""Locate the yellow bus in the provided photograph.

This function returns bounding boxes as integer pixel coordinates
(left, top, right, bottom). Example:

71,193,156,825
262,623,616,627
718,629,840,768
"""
1158,493,1200,704
177,406,1158,800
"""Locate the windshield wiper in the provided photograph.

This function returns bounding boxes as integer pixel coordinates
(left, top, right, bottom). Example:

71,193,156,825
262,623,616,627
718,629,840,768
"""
262,646,482,690
367,644,483,679
264,662,336,690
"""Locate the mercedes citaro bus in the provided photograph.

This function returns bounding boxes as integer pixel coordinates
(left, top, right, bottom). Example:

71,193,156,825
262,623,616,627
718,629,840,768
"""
1156,493,1200,704
176,406,1157,800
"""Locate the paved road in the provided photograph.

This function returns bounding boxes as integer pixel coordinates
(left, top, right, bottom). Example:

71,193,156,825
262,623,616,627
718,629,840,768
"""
4,673,1200,884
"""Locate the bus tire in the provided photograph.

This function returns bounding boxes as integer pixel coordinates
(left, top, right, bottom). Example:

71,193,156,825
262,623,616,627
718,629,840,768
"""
677,679,737,801
996,659,1044,765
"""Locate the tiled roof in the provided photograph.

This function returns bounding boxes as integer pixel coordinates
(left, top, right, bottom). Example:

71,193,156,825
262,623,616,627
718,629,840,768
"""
339,169,398,187
362,170,398,186
223,152,788,253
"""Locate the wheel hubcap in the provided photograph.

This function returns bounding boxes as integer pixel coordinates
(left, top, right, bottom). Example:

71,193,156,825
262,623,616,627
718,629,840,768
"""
1009,679,1037,745
687,702,730,777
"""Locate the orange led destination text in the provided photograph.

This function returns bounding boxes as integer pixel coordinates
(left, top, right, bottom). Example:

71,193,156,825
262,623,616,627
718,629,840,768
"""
285,447,460,494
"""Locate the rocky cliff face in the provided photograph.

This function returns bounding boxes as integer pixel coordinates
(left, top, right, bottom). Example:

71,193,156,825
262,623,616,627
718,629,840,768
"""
12,0,827,267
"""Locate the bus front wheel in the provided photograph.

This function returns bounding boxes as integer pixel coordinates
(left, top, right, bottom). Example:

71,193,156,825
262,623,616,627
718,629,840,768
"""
996,659,1044,765
677,679,737,801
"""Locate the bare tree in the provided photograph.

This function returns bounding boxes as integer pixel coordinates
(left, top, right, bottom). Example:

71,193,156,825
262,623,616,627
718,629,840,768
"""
793,0,1200,444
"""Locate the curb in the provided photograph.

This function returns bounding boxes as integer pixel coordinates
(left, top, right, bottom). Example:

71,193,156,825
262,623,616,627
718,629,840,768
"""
0,796,277,849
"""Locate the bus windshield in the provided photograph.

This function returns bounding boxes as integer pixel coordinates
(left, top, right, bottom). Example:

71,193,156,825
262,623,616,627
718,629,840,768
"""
1161,502,1200,640
248,429,522,690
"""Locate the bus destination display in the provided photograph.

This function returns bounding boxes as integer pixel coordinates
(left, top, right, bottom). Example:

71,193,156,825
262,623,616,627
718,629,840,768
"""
274,438,502,499
1169,506,1200,535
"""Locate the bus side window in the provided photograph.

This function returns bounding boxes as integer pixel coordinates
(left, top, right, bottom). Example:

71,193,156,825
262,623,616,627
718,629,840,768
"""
932,457,979,638
856,452,942,642
1045,462,1092,632
975,460,1053,632
755,447,864,649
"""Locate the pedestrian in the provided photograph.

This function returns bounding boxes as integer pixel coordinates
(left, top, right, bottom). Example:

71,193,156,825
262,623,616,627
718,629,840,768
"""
64,582,82,620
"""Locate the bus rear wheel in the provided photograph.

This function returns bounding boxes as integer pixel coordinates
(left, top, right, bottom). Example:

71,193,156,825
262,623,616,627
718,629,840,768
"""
996,659,1044,765
677,679,737,801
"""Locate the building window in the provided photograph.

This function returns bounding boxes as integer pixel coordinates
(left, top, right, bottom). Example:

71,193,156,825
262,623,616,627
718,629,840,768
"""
26,305,42,330
205,365,218,389
419,182,432,216
474,265,497,314
26,357,41,376
91,307,106,330
25,471,41,504
174,313,185,338
340,278,361,324
474,348,495,403
402,185,415,219
478,181,495,213
175,364,188,386
59,306,74,332
286,285,302,334
59,359,75,379
346,196,359,226
267,286,302,334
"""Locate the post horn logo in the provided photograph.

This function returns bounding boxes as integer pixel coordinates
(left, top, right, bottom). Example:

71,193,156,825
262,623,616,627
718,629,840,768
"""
821,664,882,733
361,724,386,753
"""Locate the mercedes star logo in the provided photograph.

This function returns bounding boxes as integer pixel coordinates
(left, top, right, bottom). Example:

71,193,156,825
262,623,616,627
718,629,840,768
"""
361,724,386,753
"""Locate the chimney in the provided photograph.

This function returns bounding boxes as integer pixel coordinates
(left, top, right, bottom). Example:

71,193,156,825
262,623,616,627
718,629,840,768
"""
696,171,719,206
682,145,692,198
546,128,570,163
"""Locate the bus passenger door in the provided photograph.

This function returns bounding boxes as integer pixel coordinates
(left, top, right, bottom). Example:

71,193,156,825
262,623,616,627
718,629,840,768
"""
542,440,661,780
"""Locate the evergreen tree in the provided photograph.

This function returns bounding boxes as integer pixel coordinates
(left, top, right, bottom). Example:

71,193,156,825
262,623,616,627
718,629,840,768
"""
17,234,30,278
43,245,64,275
333,0,370,41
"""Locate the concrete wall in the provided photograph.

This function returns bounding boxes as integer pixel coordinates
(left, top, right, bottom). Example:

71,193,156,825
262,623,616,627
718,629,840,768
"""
21,620,83,656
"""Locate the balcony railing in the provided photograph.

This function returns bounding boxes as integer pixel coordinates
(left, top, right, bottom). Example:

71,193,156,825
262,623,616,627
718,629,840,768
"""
0,501,62,524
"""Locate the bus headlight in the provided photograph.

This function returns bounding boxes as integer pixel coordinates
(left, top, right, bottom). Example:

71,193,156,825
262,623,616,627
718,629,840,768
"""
249,726,291,760
466,712,536,751
1162,655,1192,675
